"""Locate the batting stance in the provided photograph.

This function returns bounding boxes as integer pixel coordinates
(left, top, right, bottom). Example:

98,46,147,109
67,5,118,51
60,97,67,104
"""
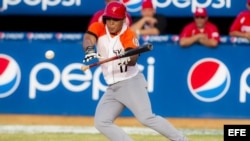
82,1,188,141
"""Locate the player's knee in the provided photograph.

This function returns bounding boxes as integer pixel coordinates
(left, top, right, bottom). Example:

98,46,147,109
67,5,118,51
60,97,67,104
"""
137,115,155,126
94,117,110,130
94,117,103,130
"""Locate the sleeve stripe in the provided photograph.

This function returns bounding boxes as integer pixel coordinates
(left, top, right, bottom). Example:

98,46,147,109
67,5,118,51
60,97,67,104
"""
86,31,98,40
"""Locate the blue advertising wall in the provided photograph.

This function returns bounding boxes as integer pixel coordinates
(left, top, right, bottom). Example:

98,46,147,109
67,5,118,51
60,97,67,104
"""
0,32,250,118
0,0,246,17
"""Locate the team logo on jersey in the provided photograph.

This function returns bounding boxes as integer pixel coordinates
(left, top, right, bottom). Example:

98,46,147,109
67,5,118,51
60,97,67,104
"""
0,54,21,98
121,0,142,12
187,58,230,102
133,37,139,46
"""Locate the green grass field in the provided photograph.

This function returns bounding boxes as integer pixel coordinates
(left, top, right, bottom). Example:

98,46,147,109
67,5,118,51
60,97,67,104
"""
2,115,237,141
0,133,223,141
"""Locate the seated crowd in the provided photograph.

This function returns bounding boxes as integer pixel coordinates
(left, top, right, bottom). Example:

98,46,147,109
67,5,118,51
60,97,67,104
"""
88,0,250,48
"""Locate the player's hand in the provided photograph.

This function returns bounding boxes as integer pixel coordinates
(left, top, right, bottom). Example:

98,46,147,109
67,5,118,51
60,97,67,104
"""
118,57,131,66
244,32,250,40
83,53,102,62
143,17,157,26
83,46,102,63
196,33,208,42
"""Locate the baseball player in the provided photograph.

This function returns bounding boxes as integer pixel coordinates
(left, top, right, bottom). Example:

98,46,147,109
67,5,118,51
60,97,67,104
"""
229,0,250,40
83,1,188,141
88,0,133,27
179,7,220,48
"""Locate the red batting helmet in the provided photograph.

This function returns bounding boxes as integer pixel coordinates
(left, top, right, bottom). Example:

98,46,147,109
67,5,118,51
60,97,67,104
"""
103,1,126,20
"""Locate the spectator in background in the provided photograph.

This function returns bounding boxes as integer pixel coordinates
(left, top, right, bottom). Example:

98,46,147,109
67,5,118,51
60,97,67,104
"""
130,0,167,36
179,7,220,48
88,0,132,27
229,0,250,40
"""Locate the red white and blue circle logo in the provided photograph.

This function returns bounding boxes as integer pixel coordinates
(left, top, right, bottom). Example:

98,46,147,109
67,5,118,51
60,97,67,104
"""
122,0,142,12
187,58,230,102
0,54,21,98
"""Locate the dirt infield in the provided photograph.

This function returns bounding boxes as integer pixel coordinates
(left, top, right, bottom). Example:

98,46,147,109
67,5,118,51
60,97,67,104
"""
0,114,250,129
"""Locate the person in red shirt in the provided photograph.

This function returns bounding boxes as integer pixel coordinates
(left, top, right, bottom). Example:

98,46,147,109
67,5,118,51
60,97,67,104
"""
130,0,167,36
88,0,132,27
179,7,220,48
229,0,250,40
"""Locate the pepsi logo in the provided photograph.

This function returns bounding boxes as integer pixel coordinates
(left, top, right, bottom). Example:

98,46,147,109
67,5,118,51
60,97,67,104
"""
171,35,179,42
0,54,21,98
27,32,33,40
188,58,230,102
55,32,62,40
121,0,142,12
219,36,228,43
142,35,149,41
230,37,237,43
0,32,5,39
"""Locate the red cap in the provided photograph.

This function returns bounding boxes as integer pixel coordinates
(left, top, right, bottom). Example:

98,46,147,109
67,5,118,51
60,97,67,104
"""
142,0,154,9
103,1,126,19
194,7,208,17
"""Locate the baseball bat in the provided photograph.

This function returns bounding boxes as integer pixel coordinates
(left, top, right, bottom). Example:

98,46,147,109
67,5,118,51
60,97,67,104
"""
81,43,153,71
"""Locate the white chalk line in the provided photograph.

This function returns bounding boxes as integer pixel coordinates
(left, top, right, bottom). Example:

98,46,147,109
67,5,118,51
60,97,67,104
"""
0,125,223,135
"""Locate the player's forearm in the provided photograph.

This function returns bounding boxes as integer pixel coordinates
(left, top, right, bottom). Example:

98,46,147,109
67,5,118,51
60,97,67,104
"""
131,19,146,31
83,34,96,50
179,37,198,47
230,31,248,38
140,28,159,35
200,38,218,48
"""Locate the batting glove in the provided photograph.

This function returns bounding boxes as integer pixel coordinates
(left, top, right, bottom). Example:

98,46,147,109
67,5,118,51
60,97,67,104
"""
83,46,102,62
118,57,131,66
